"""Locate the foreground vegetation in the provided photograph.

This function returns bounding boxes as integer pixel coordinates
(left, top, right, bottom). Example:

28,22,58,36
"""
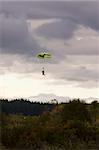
0,99,99,150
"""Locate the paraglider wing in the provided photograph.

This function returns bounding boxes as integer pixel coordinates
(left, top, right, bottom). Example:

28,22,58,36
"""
36,52,52,76
36,52,52,59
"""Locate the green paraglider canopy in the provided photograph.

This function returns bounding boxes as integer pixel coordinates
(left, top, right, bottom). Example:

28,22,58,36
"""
36,52,52,59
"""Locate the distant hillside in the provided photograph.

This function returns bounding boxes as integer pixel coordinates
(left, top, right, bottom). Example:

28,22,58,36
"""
28,93,99,103
28,93,70,103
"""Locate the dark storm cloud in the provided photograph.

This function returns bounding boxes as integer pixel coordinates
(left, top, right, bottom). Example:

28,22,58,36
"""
0,1,98,30
0,14,41,55
0,1,98,57
35,1,99,39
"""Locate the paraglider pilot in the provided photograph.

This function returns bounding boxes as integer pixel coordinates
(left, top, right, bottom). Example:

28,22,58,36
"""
42,67,45,76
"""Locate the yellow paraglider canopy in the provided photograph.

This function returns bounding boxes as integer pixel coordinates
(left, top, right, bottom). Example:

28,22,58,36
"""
36,52,52,59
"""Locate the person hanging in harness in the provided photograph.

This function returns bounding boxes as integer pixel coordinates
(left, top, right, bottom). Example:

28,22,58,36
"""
42,67,45,76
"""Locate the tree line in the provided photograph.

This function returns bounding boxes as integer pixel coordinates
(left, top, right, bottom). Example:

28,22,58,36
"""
0,99,54,115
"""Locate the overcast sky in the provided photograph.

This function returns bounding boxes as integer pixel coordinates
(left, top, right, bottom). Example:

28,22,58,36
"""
0,0,99,99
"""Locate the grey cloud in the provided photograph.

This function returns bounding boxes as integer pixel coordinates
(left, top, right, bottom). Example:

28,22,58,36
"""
49,64,99,89
0,53,99,89
77,80,99,89
0,14,41,55
52,66,99,82
48,65,99,89
64,67,99,82
45,55,99,84
0,1,98,31
35,0,99,40
0,53,44,75
0,1,98,56
0,1,99,89
39,31,99,56
36,19,78,40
